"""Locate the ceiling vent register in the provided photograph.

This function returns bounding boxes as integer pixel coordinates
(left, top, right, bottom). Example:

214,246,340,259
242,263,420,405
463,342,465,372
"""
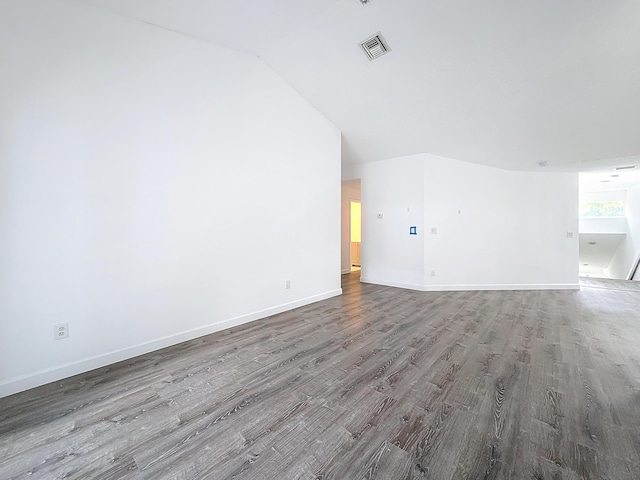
359,33,391,61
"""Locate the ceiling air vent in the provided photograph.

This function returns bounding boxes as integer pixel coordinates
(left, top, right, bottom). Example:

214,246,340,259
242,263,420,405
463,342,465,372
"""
359,32,391,61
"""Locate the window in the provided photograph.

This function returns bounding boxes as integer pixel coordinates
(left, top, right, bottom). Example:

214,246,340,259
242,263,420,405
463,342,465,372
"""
579,201,624,217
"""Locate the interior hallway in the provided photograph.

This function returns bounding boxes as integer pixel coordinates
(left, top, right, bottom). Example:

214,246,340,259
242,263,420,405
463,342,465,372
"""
1,274,640,479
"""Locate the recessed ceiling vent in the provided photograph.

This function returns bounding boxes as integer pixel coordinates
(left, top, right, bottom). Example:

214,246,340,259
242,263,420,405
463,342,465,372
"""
359,32,391,61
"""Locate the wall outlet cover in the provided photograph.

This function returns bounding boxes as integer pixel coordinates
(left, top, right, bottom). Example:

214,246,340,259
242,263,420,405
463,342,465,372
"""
54,323,69,340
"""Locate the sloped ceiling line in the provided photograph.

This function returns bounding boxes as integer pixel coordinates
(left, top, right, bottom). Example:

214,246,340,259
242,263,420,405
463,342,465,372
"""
74,0,640,171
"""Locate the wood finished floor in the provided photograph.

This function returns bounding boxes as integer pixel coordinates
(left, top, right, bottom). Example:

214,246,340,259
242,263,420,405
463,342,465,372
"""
2,274,640,479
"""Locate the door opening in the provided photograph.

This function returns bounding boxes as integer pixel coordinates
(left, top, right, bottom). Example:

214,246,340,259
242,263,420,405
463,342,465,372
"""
350,201,361,271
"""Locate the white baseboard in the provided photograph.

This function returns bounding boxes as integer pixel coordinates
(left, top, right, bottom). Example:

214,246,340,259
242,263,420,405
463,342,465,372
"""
360,277,425,291
361,276,580,292
421,283,580,291
0,288,342,398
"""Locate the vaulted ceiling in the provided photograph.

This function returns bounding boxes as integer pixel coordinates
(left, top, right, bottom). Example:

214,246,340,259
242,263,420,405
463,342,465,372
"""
79,0,640,171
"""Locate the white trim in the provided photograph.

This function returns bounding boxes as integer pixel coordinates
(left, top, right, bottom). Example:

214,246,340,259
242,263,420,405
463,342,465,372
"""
341,268,352,274
422,283,580,291
0,289,342,398
360,277,426,291
361,277,579,292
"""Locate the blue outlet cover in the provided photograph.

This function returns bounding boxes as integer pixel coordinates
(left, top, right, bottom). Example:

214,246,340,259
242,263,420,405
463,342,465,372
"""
410,226,417,235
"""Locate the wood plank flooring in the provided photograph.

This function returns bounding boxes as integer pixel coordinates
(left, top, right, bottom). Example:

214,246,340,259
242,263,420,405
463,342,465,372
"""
2,274,640,479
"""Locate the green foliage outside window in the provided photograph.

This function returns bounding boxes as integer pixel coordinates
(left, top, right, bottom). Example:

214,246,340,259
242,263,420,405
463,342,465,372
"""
579,201,624,217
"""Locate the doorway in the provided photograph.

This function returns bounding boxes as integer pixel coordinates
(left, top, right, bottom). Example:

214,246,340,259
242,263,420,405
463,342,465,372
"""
350,201,361,271
341,179,361,274
578,170,640,279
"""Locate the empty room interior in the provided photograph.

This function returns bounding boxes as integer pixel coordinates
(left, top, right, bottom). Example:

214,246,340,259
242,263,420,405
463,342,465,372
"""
2,0,640,479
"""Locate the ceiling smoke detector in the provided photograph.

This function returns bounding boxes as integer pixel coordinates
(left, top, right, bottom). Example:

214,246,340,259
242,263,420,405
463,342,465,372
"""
359,32,391,61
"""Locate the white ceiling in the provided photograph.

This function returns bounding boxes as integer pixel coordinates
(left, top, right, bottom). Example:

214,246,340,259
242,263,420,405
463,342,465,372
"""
579,233,625,277
79,0,640,170
580,167,640,193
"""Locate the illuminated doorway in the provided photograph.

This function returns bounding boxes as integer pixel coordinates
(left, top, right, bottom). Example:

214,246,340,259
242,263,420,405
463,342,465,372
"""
350,201,361,271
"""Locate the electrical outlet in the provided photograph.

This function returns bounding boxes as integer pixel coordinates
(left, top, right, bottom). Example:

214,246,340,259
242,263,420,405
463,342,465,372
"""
285,279,291,289
431,269,436,277
54,323,69,340
431,227,438,234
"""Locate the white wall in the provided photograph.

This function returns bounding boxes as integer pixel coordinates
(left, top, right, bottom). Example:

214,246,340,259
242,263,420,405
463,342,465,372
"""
341,180,360,273
579,190,628,203
579,217,628,234
607,184,640,279
358,155,425,288
0,0,341,397
354,153,579,291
